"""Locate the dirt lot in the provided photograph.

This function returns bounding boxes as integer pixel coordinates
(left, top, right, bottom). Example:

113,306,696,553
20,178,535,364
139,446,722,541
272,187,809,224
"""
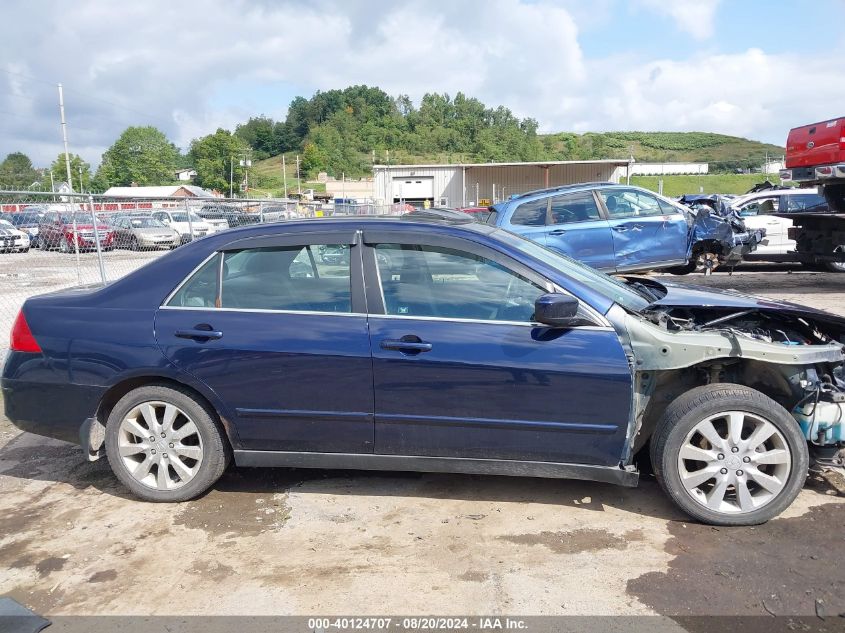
0,264,844,618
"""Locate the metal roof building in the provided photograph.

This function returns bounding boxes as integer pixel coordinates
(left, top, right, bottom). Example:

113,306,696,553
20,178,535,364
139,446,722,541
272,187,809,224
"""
372,159,631,207
103,185,214,198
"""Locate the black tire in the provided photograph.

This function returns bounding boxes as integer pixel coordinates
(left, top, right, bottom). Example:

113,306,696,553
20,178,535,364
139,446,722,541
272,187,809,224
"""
105,384,230,502
666,257,698,275
824,246,845,273
130,236,140,251
650,383,808,526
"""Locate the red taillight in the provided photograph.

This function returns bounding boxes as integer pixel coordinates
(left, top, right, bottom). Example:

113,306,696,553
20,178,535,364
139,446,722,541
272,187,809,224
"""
839,136,845,151
10,310,41,353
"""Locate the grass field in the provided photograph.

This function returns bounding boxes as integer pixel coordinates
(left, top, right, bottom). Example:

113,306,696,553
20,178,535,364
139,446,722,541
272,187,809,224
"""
629,173,785,197
249,154,327,198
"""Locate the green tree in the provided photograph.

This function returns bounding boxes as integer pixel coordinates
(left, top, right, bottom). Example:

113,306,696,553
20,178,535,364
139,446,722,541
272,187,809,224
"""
189,129,248,194
235,116,278,159
98,126,179,187
49,153,92,192
0,152,38,189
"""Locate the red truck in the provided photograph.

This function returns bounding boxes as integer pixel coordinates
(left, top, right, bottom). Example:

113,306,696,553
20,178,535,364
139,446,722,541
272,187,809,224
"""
779,117,845,270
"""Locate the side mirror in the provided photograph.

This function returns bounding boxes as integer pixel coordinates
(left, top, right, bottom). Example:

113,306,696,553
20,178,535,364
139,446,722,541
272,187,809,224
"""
534,293,580,328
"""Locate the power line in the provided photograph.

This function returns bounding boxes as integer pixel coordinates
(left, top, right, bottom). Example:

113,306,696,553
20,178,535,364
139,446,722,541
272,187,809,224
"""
0,67,177,129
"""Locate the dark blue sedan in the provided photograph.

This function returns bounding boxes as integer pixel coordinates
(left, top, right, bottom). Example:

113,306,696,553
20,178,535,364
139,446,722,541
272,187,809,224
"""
4,216,845,526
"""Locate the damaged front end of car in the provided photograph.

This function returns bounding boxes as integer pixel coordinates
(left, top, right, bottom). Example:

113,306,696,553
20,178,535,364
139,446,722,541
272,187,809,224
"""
615,278,845,477
677,194,766,273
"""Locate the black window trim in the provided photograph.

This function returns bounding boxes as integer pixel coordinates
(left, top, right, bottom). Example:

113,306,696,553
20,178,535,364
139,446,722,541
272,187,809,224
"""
161,229,366,314
360,229,606,326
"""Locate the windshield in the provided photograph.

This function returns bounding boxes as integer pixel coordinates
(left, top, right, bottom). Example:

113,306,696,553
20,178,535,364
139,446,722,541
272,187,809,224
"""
59,213,98,224
493,229,651,312
0,219,13,229
129,217,166,228
170,212,203,223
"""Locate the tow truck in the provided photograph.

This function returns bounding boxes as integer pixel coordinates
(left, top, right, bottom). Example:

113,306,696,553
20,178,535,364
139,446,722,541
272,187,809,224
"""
776,117,845,271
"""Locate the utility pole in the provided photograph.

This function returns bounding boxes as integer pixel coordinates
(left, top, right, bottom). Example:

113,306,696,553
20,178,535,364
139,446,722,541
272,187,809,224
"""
49,171,55,193
78,166,84,194
296,155,301,195
229,157,234,198
57,83,74,192
282,154,288,198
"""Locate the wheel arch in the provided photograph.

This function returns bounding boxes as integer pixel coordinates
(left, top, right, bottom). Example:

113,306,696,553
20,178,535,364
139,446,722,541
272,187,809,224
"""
89,374,240,459
633,358,806,456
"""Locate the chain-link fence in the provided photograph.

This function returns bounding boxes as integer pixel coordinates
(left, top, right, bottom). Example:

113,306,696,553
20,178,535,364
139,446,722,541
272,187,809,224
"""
0,190,405,360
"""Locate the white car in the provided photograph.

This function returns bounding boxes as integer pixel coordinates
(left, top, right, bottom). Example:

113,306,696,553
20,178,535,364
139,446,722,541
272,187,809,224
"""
730,188,842,270
151,210,213,243
0,218,31,253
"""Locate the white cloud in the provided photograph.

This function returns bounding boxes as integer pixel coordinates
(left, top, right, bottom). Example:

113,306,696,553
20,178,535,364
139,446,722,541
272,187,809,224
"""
1,0,844,168
636,0,722,40
580,47,845,144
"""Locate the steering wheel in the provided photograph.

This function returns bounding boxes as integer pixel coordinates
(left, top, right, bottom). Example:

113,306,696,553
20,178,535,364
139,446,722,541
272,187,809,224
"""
552,207,577,224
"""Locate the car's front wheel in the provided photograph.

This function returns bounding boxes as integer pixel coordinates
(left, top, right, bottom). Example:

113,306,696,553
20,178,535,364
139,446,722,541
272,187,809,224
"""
650,384,808,526
105,384,230,502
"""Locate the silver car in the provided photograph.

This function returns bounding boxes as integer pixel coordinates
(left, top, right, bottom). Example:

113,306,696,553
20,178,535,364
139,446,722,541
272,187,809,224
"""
112,215,180,250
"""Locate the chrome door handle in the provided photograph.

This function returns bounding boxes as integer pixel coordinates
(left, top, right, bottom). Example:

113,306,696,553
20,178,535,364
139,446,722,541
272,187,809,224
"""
380,339,432,353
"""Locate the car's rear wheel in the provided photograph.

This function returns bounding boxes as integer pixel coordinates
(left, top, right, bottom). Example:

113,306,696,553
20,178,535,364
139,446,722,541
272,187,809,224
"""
105,384,230,502
650,384,808,526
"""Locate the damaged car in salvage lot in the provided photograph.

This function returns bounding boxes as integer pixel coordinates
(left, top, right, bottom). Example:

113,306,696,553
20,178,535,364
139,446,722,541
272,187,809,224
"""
487,183,763,276
3,215,844,526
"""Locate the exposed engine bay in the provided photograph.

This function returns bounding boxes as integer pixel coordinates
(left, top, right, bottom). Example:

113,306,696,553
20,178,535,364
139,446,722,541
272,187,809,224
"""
644,306,840,347
613,278,845,473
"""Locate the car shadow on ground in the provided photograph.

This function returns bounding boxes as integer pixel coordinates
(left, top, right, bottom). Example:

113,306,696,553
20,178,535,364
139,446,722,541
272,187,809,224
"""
0,431,686,522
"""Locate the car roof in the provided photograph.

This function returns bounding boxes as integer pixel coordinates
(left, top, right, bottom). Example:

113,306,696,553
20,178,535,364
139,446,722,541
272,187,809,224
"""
193,215,497,241
503,182,653,206
731,187,820,206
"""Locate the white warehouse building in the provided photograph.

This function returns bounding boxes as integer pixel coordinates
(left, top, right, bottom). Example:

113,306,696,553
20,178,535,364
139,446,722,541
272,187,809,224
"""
372,159,632,207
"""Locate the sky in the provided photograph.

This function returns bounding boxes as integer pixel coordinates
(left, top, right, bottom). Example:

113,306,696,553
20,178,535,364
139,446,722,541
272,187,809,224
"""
2,0,845,167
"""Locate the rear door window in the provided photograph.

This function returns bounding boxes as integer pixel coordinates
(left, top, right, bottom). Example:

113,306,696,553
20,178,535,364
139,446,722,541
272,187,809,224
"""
549,192,602,224
221,245,351,312
167,244,353,312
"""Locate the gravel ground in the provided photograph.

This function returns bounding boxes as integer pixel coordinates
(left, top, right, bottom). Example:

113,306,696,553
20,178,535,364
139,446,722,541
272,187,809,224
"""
0,262,843,618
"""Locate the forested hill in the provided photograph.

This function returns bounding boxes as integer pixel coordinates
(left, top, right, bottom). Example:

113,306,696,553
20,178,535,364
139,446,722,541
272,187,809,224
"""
232,85,784,179
539,131,785,172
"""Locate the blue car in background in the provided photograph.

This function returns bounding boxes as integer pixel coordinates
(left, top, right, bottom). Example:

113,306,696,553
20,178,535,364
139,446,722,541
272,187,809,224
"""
487,183,762,274
3,215,844,525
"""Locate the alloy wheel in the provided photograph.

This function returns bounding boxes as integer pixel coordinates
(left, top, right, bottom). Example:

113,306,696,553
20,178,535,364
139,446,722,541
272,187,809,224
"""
677,410,791,514
117,401,204,490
